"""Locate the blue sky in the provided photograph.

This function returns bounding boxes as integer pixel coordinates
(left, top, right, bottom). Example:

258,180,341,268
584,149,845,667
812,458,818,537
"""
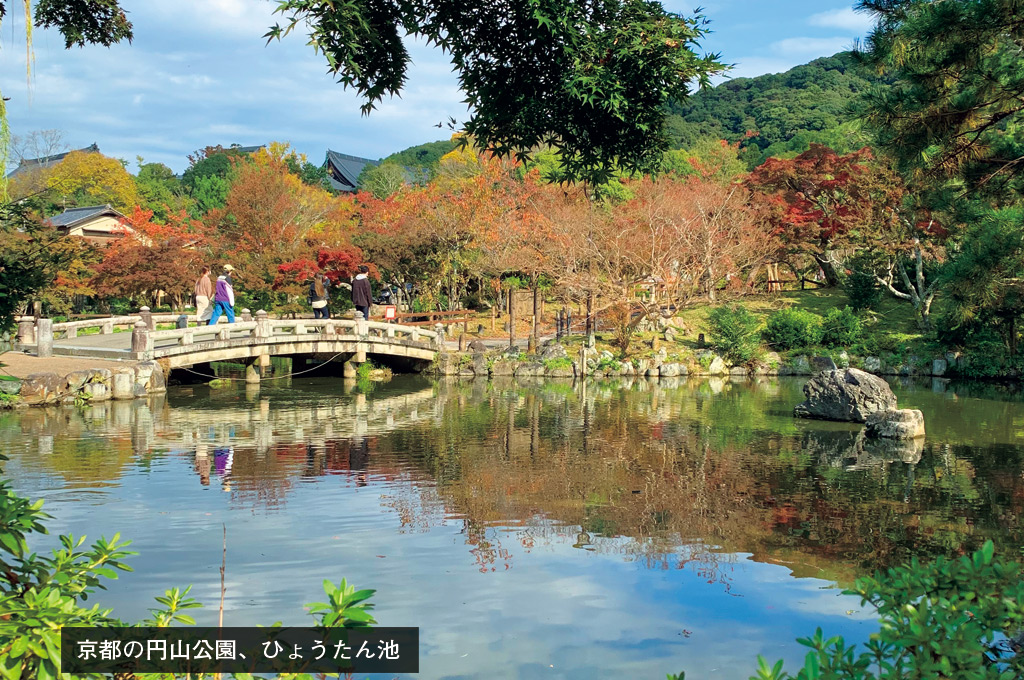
1,1,875,174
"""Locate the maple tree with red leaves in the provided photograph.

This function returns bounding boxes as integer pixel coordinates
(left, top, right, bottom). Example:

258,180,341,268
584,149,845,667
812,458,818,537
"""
748,144,879,287
91,207,210,308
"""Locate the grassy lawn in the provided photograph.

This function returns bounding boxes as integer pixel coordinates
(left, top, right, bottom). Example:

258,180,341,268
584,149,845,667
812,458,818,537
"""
674,288,945,357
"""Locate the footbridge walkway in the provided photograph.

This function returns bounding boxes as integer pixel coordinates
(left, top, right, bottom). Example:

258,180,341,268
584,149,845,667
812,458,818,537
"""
15,307,443,381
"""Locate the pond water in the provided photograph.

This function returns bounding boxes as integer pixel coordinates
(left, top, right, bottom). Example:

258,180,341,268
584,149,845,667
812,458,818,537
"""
4,374,1023,679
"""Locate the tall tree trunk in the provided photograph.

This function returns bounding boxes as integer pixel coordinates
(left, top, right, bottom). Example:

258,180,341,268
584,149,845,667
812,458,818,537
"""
586,290,595,337
813,253,841,287
532,275,540,344
874,241,936,329
508,287,516,348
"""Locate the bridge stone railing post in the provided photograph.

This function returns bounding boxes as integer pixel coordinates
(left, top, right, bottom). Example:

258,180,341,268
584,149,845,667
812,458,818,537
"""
433,323,445,349
241,308,253,322
17,318,35,346
254,310,270,339
36,318,53,358
131,321,151,358
139,306,155,331
355,311,368,337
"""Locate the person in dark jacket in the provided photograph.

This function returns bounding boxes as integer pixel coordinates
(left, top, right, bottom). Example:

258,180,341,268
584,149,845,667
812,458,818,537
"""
308,272,330,319
351,265,372,319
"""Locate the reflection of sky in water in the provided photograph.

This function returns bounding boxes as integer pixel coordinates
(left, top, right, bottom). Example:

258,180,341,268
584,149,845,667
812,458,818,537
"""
6,374,1021,679
9,454,871,680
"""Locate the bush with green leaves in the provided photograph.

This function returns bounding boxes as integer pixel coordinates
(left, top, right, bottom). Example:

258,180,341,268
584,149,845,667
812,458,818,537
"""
762,308,823,351
821,307,862,348
746,541,1024,680
845,270,882,311
0,453,377,680
707,305,762,363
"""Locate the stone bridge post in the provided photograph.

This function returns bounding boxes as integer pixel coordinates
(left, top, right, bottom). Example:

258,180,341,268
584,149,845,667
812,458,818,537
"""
433,323,445,351
131,321,151,359
36,318,53,358
241,308,253,322
139,306,155,331
254,310,271,376
17,318,35,346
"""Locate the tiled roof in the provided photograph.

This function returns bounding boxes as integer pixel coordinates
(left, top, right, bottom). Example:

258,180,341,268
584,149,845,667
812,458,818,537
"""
45,204,124,229
324,150,380,192
7,144,100,179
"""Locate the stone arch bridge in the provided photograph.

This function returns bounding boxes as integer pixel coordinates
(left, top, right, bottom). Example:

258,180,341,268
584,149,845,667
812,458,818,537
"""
16,309,443,382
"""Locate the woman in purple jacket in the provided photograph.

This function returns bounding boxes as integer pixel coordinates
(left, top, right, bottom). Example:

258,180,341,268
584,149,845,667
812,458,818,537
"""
208,265,236,325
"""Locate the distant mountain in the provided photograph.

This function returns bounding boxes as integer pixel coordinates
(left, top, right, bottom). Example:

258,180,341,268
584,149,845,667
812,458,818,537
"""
666,52,892,166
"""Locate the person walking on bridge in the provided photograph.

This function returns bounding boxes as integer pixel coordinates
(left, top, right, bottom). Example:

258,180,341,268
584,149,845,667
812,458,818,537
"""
352,265,372,320
208,265,236,325
309,272,330,319
194,266,214,323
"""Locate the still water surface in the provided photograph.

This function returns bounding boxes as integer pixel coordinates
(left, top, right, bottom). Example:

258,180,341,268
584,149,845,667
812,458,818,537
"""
4,375,1023,679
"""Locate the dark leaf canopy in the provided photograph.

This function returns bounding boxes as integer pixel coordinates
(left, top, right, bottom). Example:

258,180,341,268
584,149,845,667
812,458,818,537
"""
854,0,1024,201
32,0,133,48
268,0,726,184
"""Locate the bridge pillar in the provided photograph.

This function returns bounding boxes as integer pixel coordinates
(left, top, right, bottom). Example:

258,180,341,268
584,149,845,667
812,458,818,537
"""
36,318,53,358
139,306,155,331
258,353,271,376
245,358,260,385
343,360,358,378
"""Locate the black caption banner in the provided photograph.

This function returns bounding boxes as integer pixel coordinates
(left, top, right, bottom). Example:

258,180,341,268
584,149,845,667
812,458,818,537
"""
61,626,419,674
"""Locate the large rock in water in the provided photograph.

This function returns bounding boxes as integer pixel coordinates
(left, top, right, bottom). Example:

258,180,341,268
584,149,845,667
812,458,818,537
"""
865,409,925,439
794,368,897,422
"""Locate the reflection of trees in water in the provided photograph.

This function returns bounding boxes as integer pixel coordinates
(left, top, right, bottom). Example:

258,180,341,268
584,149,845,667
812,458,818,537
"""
5,377,1024,581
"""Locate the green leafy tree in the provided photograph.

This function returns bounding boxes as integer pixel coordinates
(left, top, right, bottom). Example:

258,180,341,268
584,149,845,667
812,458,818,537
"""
855,0,1024,203
357,161,408,199
135,158,192,220
267,0,726,185
708,305,762,363
942,207,1024,355
0,200,81,332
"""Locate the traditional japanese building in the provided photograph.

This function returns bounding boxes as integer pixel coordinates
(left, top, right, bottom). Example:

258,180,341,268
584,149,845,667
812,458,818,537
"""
322,150,380,193
6,143,100,179
45,204,133,246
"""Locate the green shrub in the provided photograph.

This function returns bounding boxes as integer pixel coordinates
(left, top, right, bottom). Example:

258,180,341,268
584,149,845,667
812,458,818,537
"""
820,306,862,348
762,308,823,350
543,357,574,371
741,540,1024,679
844,269,882,311
707,305,762,363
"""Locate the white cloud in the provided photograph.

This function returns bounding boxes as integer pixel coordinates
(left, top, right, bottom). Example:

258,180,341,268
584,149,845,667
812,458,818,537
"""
808,7,876,34
770,36,855,58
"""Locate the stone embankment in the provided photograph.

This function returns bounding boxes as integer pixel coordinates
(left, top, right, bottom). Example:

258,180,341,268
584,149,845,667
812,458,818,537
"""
430,340,962,382
0,354,165,407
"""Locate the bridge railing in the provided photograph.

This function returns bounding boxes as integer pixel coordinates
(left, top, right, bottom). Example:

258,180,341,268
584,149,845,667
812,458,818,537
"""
135,311,441,357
